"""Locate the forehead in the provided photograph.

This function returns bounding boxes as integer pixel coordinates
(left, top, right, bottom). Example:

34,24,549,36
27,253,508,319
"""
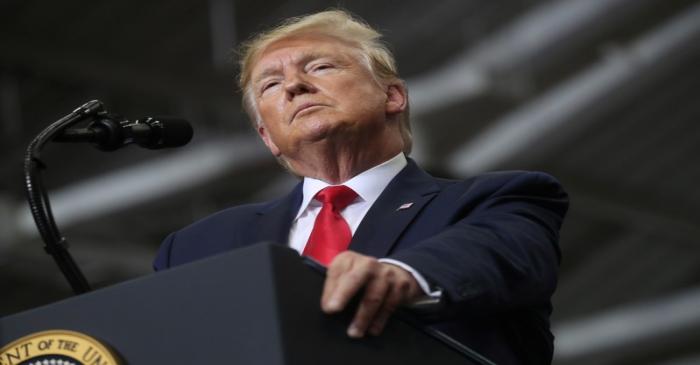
252,34,361,75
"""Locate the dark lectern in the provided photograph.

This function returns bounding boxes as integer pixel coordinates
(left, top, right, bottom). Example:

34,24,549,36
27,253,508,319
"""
1,243,493,364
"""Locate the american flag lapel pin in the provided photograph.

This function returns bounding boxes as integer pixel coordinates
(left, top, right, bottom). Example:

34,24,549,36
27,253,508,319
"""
396,202,414,211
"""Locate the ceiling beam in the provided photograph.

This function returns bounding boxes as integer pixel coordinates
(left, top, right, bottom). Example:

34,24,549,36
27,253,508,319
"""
1,136,269,249
447,2,700,175
569,185,700,242
0,35,237,119
406,0,650,115
554,286,700,364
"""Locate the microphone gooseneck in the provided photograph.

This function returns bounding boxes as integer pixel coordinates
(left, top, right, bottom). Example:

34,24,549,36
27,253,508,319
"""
24,100,194,294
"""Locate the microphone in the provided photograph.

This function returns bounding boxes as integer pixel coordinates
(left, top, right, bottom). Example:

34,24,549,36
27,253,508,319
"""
55,116,194,151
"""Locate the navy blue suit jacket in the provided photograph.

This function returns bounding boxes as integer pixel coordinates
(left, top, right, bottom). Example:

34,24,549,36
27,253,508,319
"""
154,160,568,364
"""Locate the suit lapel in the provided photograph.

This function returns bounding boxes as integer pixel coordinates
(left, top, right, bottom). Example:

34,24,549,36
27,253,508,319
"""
349,160,440,257
254,182,303,245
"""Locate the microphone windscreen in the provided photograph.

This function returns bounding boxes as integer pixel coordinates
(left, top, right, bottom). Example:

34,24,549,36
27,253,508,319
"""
141,117,194,149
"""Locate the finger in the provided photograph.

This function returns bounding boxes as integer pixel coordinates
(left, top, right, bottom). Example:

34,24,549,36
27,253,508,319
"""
348,273,390,338
322,255,373,313
367,278,407,336
321,253,354,311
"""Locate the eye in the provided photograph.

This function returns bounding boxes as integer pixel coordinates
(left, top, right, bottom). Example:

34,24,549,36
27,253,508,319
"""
260,80,280,94
310,63,334,72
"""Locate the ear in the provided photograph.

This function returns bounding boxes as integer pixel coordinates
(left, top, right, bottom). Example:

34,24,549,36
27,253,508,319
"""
385,83,408,116
257,124,282,156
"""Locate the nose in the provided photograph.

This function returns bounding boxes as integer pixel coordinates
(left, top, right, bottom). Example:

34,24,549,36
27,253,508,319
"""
284,73,316,100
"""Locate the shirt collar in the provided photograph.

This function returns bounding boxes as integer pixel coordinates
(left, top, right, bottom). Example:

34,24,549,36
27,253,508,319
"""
295,153,407,220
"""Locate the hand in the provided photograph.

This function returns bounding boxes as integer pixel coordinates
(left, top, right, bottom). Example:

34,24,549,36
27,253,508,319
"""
321,251,422,338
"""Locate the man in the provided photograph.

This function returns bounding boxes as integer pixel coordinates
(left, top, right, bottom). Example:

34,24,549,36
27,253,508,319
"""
154,10,568,365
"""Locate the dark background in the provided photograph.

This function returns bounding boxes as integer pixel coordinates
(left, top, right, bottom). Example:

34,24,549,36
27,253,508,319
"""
1,1,699,364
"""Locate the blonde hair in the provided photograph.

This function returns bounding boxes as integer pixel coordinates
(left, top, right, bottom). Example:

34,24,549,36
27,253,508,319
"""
237,9,412,154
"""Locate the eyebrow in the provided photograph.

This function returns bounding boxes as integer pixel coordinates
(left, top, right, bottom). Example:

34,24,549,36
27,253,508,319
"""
253,67,282,86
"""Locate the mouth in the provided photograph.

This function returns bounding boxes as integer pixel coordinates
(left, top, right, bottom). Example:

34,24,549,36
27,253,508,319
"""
291,103,325,122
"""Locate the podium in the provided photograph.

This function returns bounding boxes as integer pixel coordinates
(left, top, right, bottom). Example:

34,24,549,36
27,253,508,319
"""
1,243,493,364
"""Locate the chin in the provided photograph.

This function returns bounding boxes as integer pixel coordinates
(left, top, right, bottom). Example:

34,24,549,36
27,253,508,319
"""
299,118,347,142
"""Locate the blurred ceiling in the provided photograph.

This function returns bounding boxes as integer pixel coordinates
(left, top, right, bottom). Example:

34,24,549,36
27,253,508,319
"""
1,1,699,364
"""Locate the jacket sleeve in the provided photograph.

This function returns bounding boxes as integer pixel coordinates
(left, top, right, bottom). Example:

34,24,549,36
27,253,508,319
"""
153,232,176,271
389,171,568,315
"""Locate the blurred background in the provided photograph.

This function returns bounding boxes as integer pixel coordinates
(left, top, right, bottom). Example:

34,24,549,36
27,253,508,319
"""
1,0,699,363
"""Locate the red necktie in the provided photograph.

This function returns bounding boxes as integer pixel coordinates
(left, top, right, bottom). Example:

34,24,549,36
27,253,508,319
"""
303,185,358,266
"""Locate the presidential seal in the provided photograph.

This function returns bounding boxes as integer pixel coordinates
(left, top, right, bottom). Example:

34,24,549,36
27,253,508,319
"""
0,330,120,365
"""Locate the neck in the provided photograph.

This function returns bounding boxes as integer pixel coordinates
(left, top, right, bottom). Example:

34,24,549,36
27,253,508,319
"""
286,136,403,185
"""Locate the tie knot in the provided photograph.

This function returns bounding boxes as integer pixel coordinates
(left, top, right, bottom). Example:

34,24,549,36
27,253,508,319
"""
315,185,357,211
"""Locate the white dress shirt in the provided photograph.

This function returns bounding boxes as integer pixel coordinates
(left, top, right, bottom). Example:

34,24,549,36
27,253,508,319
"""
288,153,439,297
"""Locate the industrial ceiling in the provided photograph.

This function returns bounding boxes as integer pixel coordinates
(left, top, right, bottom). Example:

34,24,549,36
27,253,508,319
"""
1,0,699,364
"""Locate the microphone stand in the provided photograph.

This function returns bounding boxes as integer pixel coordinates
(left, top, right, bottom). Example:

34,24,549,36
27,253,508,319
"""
23,100,105,294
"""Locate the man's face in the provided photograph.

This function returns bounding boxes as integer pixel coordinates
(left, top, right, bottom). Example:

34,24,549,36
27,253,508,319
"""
250,34,402,159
